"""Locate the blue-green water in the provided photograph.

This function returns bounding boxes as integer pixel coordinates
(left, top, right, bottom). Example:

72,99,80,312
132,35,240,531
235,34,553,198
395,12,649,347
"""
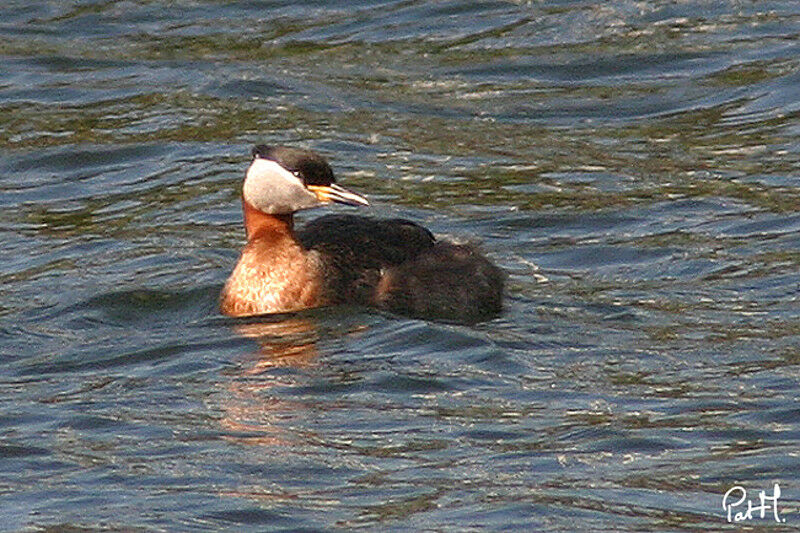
2,1,800,531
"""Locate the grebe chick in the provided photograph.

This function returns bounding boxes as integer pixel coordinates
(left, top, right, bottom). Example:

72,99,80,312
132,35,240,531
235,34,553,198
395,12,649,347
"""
220,145,504,323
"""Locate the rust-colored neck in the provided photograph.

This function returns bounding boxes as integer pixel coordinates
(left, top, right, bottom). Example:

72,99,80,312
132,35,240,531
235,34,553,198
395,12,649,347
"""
242,198,294,241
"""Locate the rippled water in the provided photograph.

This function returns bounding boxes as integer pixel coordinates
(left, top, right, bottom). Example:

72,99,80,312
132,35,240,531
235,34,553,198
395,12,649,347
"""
2,1,800,531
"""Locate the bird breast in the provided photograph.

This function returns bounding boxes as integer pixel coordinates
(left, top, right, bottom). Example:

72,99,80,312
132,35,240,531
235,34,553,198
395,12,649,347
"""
220,237,326,317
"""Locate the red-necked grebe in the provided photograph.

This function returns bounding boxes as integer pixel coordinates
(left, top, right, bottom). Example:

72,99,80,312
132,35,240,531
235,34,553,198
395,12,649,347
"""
220,145,504,322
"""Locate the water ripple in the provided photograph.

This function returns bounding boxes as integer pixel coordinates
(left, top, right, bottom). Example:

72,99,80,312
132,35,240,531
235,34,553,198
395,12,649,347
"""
2,0,800,531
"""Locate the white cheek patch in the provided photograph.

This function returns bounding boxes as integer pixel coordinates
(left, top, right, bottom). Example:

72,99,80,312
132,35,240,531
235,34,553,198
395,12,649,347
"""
243,158,321,214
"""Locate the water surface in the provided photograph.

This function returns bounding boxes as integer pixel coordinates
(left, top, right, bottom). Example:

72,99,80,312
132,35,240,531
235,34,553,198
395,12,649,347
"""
2,1,800,531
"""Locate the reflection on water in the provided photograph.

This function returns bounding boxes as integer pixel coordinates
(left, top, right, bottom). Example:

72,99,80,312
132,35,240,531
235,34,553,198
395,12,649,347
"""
2,0,800,531
233,318,322,370
219,318,321,448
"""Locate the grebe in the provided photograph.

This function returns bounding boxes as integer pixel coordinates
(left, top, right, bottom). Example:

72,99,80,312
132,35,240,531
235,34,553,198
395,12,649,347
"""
220,145,504,323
